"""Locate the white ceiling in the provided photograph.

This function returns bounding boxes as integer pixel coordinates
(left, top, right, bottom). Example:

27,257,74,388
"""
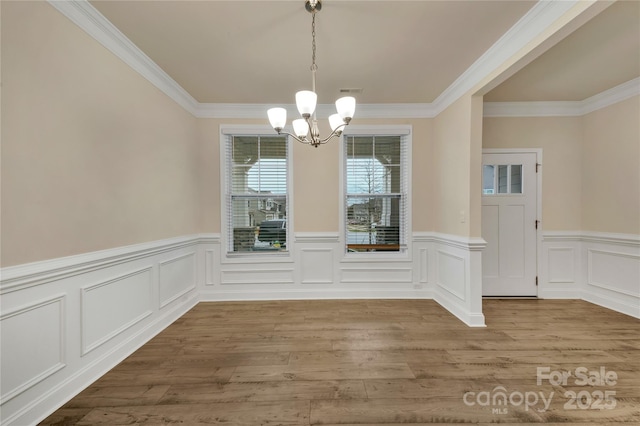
89,0,639,105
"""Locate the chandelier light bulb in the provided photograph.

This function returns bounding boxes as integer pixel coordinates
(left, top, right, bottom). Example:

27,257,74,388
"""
328,113,344,133
292,119,309,138
335,96,356,122
295,90,317,117
267,107,287,131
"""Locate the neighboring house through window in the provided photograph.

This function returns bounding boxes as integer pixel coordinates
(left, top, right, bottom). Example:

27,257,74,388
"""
224,132,289,253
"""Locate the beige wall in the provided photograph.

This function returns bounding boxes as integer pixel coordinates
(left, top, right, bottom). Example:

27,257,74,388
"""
483,115,584,231
196,117,434,234
482,95,640,235
582,96,640,234
432,94,484,237
1,1,200,267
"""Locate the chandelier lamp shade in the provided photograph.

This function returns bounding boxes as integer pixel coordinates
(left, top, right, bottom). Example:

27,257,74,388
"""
267,0,356,148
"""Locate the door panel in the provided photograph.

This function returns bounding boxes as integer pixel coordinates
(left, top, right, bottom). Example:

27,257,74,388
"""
482,205,500,277
503,204,525,277
482,152,538,296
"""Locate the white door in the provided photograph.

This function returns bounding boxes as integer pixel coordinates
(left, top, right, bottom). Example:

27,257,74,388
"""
482,152,538,296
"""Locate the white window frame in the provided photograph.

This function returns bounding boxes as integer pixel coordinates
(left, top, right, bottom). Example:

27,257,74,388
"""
219,125,294,263
340,125,412,260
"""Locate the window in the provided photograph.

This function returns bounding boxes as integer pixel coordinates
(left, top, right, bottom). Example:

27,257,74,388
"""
483,164,522,195
225,134,289,253
344,133,408,253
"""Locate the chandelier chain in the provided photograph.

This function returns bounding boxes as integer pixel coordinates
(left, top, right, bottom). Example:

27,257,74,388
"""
311,11,317,72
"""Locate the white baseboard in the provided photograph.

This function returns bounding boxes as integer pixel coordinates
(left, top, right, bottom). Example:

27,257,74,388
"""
583,289,640,319
200,288,434,302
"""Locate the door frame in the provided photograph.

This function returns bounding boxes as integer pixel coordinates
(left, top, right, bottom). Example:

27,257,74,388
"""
482,148,543,297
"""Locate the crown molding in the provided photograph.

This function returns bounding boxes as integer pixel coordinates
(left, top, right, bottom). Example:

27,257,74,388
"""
47,0,200,115
484,77,640,117
579,77,640,115
432,0,579,115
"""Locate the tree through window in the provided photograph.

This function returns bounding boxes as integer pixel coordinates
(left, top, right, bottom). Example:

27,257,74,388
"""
345,135,406,252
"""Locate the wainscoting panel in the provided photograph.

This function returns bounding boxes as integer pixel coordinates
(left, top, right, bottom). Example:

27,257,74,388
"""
159,252,197,308
204,249,216,286
547,247,576,283
200,234,221,288
436,250,466,300
0,296,65,404
81,267,153,355
300,248,334,284
588,249,640,297
541,233,582,298
582,233,640,318
542,232,640,317
220,267,295,285
340,265,413,284
419,248,429,285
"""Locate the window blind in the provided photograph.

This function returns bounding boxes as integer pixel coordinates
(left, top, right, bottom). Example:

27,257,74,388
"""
344,134,408,253
226,135,288,253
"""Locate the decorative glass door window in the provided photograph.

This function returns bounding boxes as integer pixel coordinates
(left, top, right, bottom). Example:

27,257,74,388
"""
483,164,522,195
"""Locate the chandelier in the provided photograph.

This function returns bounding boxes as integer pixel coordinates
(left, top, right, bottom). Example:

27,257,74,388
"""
267,0,356,148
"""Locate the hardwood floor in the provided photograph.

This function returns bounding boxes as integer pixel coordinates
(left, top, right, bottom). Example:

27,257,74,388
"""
41,299,640,425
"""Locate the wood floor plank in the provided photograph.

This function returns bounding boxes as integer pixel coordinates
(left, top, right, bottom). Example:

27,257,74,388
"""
289,350,407,365
445,349,622,364
537,398,640,423
309,398,546,424
159,380,367,404
230,363,416,382
38,408,93,426
275,321,405,331
40,299,640,425
363,378,544,400
92,366,236,386
74,401,310,425
182,339,334,354
62,385,170,408
226,329,371,342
